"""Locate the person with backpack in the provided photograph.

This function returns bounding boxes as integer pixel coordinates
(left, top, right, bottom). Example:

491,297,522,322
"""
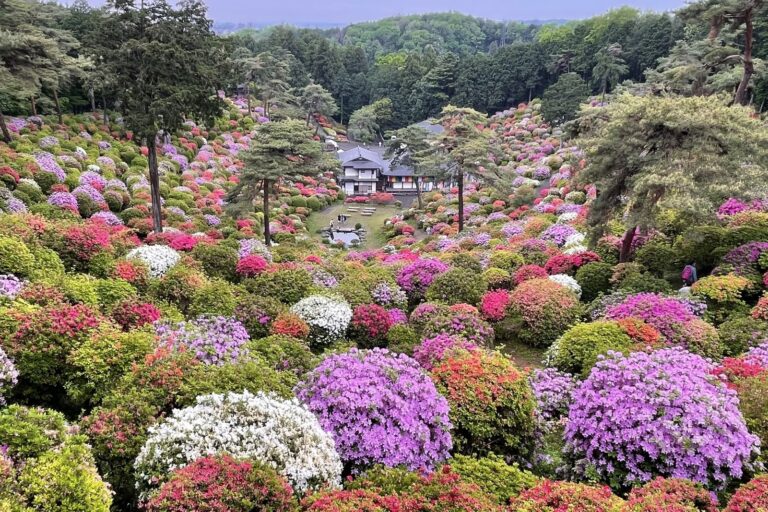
682,263,698,287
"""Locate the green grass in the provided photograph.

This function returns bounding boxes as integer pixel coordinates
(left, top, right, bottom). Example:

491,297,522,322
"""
306,203,405,249
499,339,546,369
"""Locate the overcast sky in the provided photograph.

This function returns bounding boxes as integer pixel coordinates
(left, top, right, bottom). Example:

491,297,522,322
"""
81,0,690,24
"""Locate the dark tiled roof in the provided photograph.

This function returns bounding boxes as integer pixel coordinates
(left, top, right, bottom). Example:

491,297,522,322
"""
414,120,444,134
337,146,387,170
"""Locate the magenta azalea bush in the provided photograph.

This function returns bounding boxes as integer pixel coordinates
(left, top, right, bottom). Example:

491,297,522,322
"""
565,348,759,489
396,259,449,300
295,348,452,472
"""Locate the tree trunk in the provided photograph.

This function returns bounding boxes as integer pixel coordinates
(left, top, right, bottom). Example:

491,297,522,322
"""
30,96,37,116
89,87,96,114
734,11,754,106
619,226,636,263
415,177,423,209
340,95,344,125
457,169,464,233
147,136,163,234
53,89,63,125
102,92,108,124
528,87,533,104
0,110,11,143
263,178,271,246
708,15,724,41
306,111,312,127
246,87,252,119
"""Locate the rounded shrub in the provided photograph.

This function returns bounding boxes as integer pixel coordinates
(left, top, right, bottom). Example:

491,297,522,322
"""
431,350,536,458
143,455,296,512
246,334,317,376
507,278,581,348
422,310,494,346
724,474,768,512
717,316,768,356
296,348,451,472
575,262,614,302
191,243,238,281
509,480,624,512
0,236,34,277
545,321,635,378
565,348,759,489
290,295,352,347
349,304,393,347
448,453,539,504
624,477,717,512
384,324,419,355
426,268,488,306
245,268,313,305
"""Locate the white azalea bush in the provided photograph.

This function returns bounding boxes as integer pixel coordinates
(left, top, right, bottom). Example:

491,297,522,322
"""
549,274,582,298
290,295,352,347
134,391,342,496
126,245,181,278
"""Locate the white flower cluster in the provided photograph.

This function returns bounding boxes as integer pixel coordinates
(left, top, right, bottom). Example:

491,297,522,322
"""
126,245,181,278
563,232,588,255
557,212,578,224
549,274,582,298
290,295,352,346
134,391,342,496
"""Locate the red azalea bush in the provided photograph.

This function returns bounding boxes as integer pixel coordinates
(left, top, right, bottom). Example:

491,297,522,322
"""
270,312,310,340
58,222,113,266
112,259,150,287
430,350,536,458
346,196,370,204
752,295,768,320
111,298,161,331
480,290,511,322
712,357,767,388
723,474,768,511
236,254,268,278
615,317,663,346
143,455,296,512
6,304,105,394
545,252,601,275
371,192,395,205
507,278,581,347
302,489,404,511
350,303,394,345
624,477,717,512
509,480,624,512
513,264,548,285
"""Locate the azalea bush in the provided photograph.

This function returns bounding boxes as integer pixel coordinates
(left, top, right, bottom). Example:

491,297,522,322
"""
134,391,342,496
155,315,250,366
448,453,539,504
431,350,536,458
296,348,452,472
509,480,624,512
507,278,581,347
396,258,449,301
425,267,487,306
349,304,394,346
545,320,635,377
724,474,768,511
565,348,759,489
421,310,494,346
290,295,352,347
624,477,717,512
413,334,478,371
143,455,296,512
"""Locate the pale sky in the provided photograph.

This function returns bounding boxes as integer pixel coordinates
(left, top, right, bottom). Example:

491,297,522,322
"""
80,0,690,24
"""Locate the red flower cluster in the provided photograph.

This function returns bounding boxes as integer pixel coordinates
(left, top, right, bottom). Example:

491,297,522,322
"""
545,252,600,275
509,479,623,511
113,259,149,286
270,312,310,340
351,303,394,340
616,317,663,346
513,264,548,285
62,222,113,262
625,477,717,512
144,455,296,512
236,255,268,278
480,290,510,322
111,299,161,330
713,357,768,389
724,475,768,511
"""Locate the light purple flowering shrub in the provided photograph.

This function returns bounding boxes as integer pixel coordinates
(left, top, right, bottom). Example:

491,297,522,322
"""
413,334,478,370
529,368,577,424
295,348,452,472
156,315,250,365
0,274,25,300
396,259,449,301
565,348,760,489
745,342,768,368
421,310,495,346
541,224,578,247
47,192,79,212
0,346,18,404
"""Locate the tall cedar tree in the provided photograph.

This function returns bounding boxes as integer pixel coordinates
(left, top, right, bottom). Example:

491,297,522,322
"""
227,119,323,246
101,0,229,233
575,94,768,262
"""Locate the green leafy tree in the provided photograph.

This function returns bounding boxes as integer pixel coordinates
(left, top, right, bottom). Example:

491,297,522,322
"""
593,43,629,101
384,124,435,209
541,72,590,124
576,94,768,261
100,0,229,233
428,106,495,232
227,120,323,246
680,0,767,105
246,50,291,118
348,98,394,142
298,83,338,130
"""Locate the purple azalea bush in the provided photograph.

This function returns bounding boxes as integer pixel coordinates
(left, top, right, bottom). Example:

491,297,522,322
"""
0,274,25,300
566,348,760,488
413,334,477,370
746,342,768,368
295,348,452,472
603,293,695,341
541,224,578,247
396,259,449,300
529,368,577,424
155,315,250,365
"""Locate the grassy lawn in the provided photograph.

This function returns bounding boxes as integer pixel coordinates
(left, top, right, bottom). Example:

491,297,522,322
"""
500,339,546,369
306,203,405,249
